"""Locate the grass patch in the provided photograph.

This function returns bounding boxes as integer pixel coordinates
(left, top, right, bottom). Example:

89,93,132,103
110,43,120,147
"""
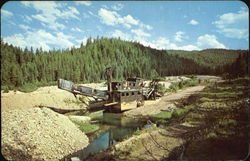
172,105,195,118
219,119,237,127
168,79,200,93
152,111,172,120
151,105,195,125
199,102,227,109
72,121,99,134
200,91,242,99
207,132,218,139
18,83,38,93
200,97,214,102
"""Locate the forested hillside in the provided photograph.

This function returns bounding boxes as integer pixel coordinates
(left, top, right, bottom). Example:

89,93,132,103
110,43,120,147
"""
167,49,244,68
1,38,248,90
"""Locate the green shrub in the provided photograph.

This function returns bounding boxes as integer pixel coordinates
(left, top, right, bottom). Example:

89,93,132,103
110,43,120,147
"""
172,105,195,118
169,83,179,92
178,81,184,89
152,111,172,120
2,86,9,93
18,83,38,93
207,132,218,139
219,119,237,127
134,128,143,135
156,119,168,124
200,97,214,102
157,84,168,94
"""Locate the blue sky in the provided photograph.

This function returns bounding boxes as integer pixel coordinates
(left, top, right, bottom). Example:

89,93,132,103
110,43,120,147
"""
1,1,249,51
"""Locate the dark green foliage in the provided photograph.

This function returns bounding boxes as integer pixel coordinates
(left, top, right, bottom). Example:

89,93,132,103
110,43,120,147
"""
18,83,38,93
1,38,248,90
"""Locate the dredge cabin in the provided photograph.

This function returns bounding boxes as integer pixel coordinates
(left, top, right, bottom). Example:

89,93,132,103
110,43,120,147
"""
105,77,144,112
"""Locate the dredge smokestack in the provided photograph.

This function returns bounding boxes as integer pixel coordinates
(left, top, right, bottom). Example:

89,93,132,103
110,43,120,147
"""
106,67,112,93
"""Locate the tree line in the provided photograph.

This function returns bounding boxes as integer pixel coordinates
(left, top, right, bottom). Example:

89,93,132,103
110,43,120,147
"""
1,38,248,90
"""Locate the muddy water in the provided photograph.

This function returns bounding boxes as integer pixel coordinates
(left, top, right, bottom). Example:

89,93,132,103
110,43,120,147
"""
68,112,148,160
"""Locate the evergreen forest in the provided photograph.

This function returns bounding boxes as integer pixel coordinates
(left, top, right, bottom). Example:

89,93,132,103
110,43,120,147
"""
1,38,248,91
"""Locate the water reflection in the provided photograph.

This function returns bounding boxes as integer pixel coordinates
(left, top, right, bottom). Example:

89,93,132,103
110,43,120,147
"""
73,112,146,160
77,126,136,159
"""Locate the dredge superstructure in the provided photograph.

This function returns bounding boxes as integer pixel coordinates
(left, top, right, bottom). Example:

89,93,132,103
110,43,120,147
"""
58,68,162,112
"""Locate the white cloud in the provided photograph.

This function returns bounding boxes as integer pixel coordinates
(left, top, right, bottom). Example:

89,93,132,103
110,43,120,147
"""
154,37,170,49
22,15,32,23
4,30,74,51
177,45,200,51
76,38,88,47
188,19,199,25
219,28,248,39
112,30,131,40
213,7,248,28
112,3,124,11
71,27,83,32
19,24,31,30
174,31,186,42
60,6,80,19
32,13,65,30
123,15,139,25
110,30,199,51
98,8,139,27
1,9,13,18
102,5,109,9
75,1,92,6
110,31,225,51
98,8,152,30
139,24,153,30
213,7,248,40
131,29,151,37
98,8,119,26
197,34,226,49
151,37,200,51
21,1,80,30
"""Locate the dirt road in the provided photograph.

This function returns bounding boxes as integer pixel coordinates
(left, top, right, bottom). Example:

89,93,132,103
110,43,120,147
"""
124,85,205,117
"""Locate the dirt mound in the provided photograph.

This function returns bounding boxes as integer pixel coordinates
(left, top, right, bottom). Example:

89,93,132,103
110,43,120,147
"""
1,86,88,111
1,83,107,111
1,107,89,161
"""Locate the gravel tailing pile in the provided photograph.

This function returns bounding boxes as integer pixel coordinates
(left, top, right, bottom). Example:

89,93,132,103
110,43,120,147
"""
1,107,89,161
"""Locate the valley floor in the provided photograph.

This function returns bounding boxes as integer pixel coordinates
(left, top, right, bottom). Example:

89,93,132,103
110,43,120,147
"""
87,77,250,161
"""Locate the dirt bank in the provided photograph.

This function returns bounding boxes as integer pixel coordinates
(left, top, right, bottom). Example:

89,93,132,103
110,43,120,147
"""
124,85,205,117
1,107,89,161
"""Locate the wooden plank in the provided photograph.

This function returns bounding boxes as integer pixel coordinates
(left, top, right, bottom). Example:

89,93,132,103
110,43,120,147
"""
104,102,119,106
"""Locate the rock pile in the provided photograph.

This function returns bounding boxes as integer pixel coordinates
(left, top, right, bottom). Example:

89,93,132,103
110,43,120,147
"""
1,108,89,161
